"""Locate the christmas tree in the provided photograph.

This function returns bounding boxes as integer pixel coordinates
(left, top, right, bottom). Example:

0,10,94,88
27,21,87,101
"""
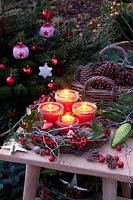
0,0,106,133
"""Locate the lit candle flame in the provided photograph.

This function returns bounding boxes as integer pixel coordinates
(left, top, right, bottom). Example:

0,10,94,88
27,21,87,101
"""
42,103,59,111
62,113,75,125
78,103,93,112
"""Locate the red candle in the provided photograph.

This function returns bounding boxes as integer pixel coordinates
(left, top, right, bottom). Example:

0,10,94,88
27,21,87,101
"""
72,102,97,124
39,102,64,122
55,89,79,112
56,114,79,135
61,113,75,125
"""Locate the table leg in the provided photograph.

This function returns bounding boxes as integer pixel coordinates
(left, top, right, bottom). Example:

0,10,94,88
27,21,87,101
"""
121,182,131,198
23,164,41,200
102,177,117,200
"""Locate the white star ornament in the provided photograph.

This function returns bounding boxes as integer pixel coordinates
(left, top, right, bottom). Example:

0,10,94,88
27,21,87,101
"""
39,63,52,78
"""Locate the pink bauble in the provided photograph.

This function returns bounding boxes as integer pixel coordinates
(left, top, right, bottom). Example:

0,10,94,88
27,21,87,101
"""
13,43,29,59
39,23,55,39
6,75,16,85
0,63,6,69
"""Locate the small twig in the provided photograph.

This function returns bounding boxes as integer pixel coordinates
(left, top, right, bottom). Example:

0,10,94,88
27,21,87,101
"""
0,113,27,138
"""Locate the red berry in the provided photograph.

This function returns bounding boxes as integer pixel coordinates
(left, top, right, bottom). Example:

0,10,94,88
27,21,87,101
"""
45,149,50,155
116,145,122,152
40,149,45,156
48,155,55,162
98,154,105,163
117,161,124,168
114,155,119,161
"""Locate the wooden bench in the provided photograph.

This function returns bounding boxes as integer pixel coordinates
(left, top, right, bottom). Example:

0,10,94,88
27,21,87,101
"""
0,129,133,200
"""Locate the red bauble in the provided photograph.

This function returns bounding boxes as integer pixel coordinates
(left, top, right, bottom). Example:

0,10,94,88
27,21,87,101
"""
48,81,55,90
48,155,55,162
50,57,59,66
0,63,6,69
6,75,16,85
42,10,53,21
30,44,38,52
66,31,73,37
117,161,124,168
23,66,33,75
116,145,122,152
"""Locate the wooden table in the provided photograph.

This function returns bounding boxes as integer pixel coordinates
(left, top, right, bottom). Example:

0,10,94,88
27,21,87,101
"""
0,130,133,200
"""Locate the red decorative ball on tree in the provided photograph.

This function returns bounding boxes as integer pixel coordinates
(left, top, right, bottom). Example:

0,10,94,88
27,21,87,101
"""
30,44,38,52
48,81,55,90
23,65,33,75
50,57,59,66
6,75,16,85
66,31,73,37
0,63,6,70
42,10,53,21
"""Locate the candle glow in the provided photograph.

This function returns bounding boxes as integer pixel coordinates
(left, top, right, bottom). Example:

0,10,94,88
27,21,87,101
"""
39,102,64,122
72,102,97,123
58,89,74,99
61,113,75,125
77,103,93,112
55,89,79,112
42,104,59,112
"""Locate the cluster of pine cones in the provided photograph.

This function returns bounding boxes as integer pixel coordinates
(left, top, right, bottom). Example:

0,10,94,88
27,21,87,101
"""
80,61,133,90
95,61,133,87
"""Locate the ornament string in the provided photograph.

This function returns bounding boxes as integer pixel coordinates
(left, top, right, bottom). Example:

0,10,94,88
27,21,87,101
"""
124,143,133,187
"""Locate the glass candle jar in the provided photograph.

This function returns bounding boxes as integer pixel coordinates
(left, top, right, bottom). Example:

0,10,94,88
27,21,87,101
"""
56,113,79,135
55,89,79,112
39,102,64,122
72,102,97,124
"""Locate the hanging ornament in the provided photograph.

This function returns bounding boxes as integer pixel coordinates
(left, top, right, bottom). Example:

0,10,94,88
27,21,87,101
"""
23,65,33,75
13,43,29,59
30,44,38,52
39,63,52,79
66,31,73,38
0,63,6,70
50,57,60,66
42,10,53,21
6,75,16,85
48,80,55,90
39,23,55,39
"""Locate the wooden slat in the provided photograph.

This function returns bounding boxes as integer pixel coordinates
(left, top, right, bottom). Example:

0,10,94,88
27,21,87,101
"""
102,178,117,200
117,196,133,200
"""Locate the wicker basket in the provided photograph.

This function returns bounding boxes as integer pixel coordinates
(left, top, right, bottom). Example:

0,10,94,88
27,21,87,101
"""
71,41,133,107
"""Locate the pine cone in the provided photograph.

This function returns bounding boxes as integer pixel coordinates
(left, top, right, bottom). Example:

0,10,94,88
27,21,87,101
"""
91,76,115,90
95,61,120,80
107,160,117,169
105,154,114,164
115,70,133,86
86,149,99,162
105,154,117,169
